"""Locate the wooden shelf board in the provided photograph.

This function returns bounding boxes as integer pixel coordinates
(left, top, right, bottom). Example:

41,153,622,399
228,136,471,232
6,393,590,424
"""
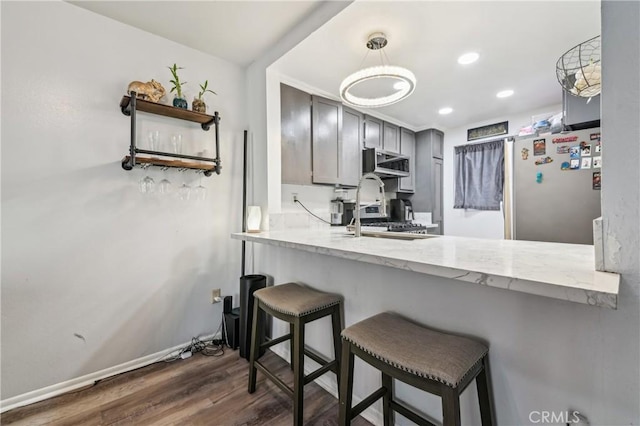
123,155,216,171
120,95,215,125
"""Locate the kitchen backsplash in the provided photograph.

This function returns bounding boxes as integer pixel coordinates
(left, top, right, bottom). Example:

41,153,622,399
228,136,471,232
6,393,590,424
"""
269,212,331,230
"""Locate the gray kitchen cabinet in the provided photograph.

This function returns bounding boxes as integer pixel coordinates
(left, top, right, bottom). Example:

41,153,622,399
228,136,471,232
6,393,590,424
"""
281,83,312,185
341,107,363,187
311,95,343,184
414,128,445,234
280,84,361,187
364,115,383,149
563,92,600,130
433,158,443,233
383,121,400,153
397,128,415,192
431,129,444,159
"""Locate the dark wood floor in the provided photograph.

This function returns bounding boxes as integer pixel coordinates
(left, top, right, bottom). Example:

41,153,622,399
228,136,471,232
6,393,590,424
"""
1,349,372,425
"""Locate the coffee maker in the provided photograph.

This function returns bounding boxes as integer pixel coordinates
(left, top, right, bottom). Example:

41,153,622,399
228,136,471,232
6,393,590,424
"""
390,199,415,222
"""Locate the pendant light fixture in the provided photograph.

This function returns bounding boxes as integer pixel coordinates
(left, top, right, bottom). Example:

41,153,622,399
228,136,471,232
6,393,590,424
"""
340,32,416,108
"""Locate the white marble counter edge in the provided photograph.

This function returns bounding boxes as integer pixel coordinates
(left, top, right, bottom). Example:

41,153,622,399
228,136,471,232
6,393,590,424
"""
232,231,619,310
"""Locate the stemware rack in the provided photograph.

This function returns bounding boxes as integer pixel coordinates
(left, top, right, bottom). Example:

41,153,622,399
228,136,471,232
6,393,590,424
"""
120,93,221,176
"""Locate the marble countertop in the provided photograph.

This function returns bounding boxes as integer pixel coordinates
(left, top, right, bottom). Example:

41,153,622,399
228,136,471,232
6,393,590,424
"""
231,228,620,309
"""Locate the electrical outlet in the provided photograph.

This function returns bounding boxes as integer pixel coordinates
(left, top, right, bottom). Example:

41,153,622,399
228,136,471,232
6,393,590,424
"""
292,193,298,202
211,289,221,304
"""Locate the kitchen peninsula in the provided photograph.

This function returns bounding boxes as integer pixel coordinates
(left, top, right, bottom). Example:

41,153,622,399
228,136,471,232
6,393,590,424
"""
232,228,619,309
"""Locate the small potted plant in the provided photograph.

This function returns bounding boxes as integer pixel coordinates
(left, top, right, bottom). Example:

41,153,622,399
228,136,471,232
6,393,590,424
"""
192,80,217,113
168,63,188,109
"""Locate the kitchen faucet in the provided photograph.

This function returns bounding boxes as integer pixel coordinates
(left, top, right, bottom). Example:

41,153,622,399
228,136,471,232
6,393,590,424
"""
354,172,386,237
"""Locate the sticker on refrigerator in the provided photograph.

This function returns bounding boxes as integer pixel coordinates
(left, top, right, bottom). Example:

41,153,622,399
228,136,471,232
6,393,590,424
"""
590,132,601,141
581,145,592,156
593,157,602,168
593,171,601,190
556,145,570,154
595,142,601,153
521,147,529,160
533,139,546,155
535,156,553,165
561,161,570,170
552,135,578,143
570,159,580,169
569,146,581,158
581,157,592,169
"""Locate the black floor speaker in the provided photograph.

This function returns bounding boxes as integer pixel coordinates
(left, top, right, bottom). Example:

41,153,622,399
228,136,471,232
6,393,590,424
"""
239,275,267,360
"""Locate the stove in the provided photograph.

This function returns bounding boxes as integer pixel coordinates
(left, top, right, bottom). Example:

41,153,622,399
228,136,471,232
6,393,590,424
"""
360,221,427,233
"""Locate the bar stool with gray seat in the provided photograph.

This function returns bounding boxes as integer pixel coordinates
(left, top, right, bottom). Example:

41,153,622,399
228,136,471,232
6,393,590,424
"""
248,282,343,426
339,312,494,426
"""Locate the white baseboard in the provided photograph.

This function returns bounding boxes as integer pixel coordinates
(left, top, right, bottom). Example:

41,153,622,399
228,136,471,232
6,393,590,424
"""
270,346,383,426
0,333,220,414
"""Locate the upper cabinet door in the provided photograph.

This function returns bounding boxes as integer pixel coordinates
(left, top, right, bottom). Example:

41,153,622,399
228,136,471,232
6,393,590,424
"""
383,121,400,153
312,95,343,184
281,84,312,185
432,129,444,159
341,107,363,187
433,158,444,234
364,115,383,149
398,128,415,192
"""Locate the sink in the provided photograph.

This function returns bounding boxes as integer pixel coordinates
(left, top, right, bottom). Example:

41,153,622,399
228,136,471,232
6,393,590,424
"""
350,230,438,240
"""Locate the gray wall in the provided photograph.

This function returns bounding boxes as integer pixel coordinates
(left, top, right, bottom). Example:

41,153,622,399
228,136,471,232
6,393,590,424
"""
599,0,640,418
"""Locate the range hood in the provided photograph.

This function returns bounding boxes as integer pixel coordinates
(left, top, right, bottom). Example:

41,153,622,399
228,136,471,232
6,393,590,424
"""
362,148,410,179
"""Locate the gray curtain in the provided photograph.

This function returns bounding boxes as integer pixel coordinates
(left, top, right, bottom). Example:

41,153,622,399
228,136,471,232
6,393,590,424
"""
454,139,504,210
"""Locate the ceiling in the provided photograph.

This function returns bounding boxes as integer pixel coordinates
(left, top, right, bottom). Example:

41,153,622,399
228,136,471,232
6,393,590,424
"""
272,1,601,130
70,0,600,131
68,1,322,67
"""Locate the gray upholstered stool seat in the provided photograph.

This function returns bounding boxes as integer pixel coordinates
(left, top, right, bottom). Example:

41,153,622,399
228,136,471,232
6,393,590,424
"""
341,312,488,388
248,283,344,426
339,312,495,426
254,282,342,317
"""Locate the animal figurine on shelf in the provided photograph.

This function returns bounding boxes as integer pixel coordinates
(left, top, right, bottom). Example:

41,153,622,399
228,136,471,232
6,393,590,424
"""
127,80,166,103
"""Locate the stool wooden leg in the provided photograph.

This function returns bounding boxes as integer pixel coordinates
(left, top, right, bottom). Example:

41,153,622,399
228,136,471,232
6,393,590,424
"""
247,300,262,394
381,372,394,426
292,317,305,426
289,323,295,371
442,386,461,426
331,305,343,389
476,355,495,426
338,340,354,426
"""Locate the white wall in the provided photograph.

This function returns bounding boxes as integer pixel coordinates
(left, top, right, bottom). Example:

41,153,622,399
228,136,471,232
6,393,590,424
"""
443,104,561,239
1,1,246,400
250,1,640,425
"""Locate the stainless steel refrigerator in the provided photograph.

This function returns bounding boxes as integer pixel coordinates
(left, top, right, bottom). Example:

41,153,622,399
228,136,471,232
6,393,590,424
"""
510,128,601,245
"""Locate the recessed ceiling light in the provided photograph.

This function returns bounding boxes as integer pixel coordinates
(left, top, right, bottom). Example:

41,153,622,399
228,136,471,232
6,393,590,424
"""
438,107,453,115
496,89,514,98
457,52,479,65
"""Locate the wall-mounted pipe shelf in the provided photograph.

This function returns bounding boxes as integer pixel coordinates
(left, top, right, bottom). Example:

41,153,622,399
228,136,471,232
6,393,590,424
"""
121,155,217,174
120,93,221,176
